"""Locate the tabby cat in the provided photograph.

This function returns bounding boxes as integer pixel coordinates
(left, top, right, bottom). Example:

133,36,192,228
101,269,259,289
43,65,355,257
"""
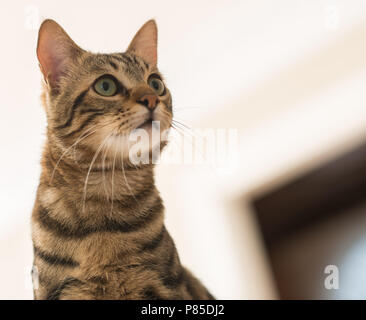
31,19,214,300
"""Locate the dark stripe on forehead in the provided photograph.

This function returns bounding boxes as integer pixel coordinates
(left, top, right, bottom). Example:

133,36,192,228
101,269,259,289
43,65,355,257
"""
134,54,151,72
124,53,148,71
112,53,145,78
108,60,118,70
130,54,146,73
56,90,88,129
109,55,137,76
83,55,111,73
110,54,130,65
120,53,134,65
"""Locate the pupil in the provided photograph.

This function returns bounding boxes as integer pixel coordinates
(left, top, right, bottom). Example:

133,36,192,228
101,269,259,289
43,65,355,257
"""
102,81,110,91
153,81,159,90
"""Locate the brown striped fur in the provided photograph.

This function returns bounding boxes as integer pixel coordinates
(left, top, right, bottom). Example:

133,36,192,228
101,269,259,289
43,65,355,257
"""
31,19,214,300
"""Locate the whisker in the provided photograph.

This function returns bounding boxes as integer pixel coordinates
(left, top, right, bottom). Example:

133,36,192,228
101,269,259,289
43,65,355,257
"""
171,118,208,145
110,136,118,217
101,139,110,201
172,118,194,131
82,132,114,213
50,126,98,183
171,122,197,141
171,124,218,173
120,136,139,205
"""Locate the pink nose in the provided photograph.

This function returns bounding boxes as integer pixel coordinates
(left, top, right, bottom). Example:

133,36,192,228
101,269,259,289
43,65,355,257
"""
137,94,159,110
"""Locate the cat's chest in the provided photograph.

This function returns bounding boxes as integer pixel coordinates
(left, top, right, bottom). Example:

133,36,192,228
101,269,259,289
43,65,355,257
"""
74,261,160,299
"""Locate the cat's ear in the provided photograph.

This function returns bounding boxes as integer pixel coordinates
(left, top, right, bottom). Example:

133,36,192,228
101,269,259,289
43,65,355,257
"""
37,19,83,89
127,20,158,66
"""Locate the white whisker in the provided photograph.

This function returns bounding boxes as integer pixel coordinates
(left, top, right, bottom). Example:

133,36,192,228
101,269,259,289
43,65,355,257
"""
110,136,118,217
82,132,114,213
50,126,98,183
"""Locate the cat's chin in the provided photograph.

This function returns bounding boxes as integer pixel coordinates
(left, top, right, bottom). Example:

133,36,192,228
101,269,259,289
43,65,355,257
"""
136,119,153,133
101,124,162,163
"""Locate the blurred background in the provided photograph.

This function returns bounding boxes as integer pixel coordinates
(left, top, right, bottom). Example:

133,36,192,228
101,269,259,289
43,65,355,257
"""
1,0,366,299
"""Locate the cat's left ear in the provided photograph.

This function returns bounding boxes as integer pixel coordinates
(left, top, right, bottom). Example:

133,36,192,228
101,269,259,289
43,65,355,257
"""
37,19,84,90
127,20,158,66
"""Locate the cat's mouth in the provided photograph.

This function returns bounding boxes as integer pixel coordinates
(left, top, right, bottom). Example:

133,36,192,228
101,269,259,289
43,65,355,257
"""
136,113,160,130
137,118,153,129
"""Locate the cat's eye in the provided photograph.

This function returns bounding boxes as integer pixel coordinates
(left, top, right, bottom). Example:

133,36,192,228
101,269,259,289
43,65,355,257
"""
148,75,165,96
94,76,118,96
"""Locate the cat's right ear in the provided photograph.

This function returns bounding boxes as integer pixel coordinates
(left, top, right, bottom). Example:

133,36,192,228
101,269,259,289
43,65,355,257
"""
127,20,158,67
37,19,83,90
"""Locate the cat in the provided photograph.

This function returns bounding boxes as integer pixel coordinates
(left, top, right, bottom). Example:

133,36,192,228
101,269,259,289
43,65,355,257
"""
31,19,214,300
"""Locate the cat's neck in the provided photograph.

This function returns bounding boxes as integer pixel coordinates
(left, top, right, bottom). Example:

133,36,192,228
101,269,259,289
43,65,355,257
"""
34,140,164,242
41,140,157,204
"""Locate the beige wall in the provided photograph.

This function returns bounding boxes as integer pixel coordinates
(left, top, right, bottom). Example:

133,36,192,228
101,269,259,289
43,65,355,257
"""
1,0,366,299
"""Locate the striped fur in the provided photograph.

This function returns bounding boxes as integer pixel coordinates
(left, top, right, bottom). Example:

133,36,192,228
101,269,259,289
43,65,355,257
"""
31,19,214,300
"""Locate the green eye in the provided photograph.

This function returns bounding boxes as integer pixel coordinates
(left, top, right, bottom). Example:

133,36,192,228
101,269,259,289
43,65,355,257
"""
148,76,165,96
94,76,118,96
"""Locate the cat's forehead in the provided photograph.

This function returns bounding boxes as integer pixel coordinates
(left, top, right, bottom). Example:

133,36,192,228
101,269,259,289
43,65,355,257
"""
81,52,151,84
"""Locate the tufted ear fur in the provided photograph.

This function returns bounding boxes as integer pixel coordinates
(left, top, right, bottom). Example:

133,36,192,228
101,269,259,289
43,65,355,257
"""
37,19,84,90
127,19,158,66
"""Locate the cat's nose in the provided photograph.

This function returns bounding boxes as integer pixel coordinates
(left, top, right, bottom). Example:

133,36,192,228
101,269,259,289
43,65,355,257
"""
137,94,159,110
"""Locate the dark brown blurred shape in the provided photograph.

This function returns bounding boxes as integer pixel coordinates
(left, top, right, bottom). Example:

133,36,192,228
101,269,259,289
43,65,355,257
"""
252,142,366,299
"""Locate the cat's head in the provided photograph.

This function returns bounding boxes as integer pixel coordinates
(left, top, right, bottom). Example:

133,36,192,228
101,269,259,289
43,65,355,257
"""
37,19,172,165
